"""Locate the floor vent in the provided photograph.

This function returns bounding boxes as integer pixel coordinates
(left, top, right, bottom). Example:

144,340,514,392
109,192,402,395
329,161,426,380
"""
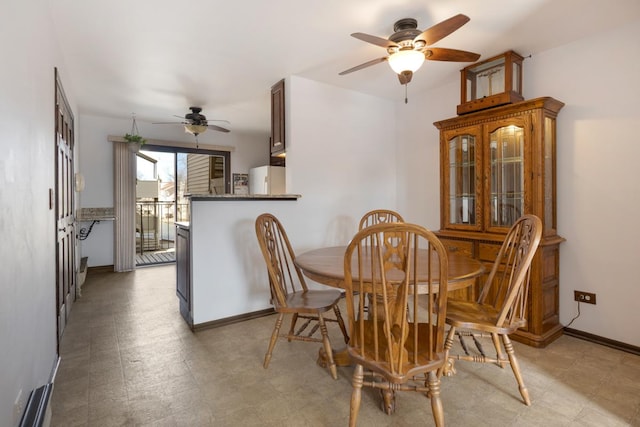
19,383,52,427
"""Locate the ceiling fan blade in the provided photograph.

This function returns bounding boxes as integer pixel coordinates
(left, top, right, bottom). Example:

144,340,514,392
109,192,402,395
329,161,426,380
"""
351,32,398,49
207,119,231,124
414,14,470,46
339,57,388,75
425,47,480,62
152,121,185,125
208,124,230,133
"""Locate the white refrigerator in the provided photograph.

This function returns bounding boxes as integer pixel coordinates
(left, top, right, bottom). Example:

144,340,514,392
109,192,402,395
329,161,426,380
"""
249,166,286,195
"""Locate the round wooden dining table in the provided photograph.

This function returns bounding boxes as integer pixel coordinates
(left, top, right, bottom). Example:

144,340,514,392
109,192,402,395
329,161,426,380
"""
294,245,485,366
295,245,484,292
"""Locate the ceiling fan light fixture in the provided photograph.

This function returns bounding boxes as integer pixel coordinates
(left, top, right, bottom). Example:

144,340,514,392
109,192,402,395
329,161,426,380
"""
388,49,425,74
184,124,208,136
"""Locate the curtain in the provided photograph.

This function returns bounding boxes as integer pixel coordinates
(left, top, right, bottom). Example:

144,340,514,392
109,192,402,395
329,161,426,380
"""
113,141,136,271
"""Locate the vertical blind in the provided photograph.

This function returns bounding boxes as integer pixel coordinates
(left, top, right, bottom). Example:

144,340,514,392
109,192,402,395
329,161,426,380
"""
113,142,136,271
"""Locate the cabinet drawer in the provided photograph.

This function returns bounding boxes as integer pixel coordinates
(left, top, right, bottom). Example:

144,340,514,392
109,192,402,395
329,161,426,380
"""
478,242,501,262
439,239,474,258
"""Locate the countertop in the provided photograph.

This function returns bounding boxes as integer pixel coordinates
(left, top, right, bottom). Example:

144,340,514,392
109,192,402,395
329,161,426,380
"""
76,207,116,221
188,194,301,201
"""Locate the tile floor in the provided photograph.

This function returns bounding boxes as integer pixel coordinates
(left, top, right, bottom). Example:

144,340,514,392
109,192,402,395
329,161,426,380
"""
51,265,640,426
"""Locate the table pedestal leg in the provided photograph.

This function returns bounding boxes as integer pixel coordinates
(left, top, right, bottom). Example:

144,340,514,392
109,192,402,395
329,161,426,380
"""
380,389,396,414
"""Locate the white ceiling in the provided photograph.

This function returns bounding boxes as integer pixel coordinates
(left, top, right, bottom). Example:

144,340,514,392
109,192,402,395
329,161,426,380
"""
48,0,640,135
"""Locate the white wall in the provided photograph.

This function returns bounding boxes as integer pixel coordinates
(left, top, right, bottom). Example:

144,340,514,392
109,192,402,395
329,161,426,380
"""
0,1,73,425
397,21,640,347
396,79,459,228
526,21,640,346
286,76,397,244
78,114,267,266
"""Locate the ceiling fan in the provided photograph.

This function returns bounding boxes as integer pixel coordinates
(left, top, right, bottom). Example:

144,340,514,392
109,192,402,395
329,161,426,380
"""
339,14,480,87
153,106,230,136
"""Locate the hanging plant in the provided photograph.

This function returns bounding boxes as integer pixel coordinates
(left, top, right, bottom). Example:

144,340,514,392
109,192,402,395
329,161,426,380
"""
124,113,147,150
123,133,146,145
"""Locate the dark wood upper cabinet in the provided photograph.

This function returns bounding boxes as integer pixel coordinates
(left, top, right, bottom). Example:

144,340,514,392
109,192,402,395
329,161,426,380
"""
270,79,285,156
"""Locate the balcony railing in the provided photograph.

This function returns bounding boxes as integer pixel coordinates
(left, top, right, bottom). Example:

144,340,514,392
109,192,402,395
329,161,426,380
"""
136,201,189,255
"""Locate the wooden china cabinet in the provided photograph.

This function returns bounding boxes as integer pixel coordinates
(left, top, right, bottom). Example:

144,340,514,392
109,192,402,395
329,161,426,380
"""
434,96,564,348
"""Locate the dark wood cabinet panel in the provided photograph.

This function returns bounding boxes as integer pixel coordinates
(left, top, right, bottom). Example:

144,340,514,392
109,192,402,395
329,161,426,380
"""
434,97,565,348
270,79,285,156
176,224,192,328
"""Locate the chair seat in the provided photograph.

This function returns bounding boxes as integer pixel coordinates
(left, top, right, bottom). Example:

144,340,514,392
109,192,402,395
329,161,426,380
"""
276,289,344,313
446,299,526,334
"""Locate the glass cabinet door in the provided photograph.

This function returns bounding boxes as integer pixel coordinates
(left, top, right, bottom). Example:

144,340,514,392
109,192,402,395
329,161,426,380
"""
488,123,525,229
445,130,480,229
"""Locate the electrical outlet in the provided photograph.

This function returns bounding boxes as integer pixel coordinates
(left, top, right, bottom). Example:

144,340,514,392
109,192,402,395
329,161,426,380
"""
13,389,24,425
574,290,597,305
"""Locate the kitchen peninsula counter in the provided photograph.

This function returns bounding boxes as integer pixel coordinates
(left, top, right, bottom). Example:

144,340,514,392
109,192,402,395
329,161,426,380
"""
179,194,304,330
188,194,301,201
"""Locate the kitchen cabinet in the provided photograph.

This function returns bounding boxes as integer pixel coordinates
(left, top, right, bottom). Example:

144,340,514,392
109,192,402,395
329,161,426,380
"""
270,79,285,156
434,97,564,347
176,222,192,328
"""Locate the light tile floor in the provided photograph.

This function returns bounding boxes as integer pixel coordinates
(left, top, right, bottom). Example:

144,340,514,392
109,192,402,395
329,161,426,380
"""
51,265,640,426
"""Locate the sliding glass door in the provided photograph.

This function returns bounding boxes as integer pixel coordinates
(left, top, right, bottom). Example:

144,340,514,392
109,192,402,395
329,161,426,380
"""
134,145,230,265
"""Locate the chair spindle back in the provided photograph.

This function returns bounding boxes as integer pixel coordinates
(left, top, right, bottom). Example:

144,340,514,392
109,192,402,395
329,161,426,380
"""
478,214,542,327
344,222,449,379
255,213,308,308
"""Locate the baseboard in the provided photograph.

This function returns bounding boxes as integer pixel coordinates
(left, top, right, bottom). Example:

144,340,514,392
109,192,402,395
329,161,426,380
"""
87,265,114,274
193,308,275,331
49,356,61,383
564,328,640,356
513,324,564,348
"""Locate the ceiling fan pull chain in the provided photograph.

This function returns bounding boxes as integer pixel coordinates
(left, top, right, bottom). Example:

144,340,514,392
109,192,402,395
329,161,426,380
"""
130,113,140,135
405,83,408,104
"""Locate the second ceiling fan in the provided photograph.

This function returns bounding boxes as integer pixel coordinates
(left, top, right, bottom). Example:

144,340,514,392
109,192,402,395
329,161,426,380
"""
339,14,480,86
154,106,230,136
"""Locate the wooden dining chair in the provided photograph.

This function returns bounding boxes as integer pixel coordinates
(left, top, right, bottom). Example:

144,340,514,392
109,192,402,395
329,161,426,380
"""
344,222,449,427
441,214,542,405
255,213,349,380
358,209,404,230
